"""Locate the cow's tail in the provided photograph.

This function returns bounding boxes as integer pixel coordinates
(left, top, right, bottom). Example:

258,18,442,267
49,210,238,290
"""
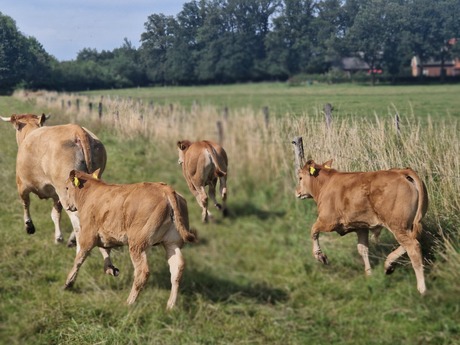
75,127,93,173
205,143,227,177
166,188,197,243
406,170,428,238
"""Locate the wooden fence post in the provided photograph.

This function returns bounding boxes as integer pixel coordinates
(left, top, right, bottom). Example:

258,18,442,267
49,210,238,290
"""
291,136,305,172
324,103,333,129
216,121,224,146
263,106,269,127
98,98,103,120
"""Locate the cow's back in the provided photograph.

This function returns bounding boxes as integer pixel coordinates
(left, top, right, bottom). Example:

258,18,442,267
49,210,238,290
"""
16,124,106,199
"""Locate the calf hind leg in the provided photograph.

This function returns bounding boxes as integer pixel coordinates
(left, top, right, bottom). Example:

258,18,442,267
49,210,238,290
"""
357,230,372,275
219,176,228,217
164,244,185,310
127,249,150,305
194,187,210,222
384,245,406,275
393,231,426,295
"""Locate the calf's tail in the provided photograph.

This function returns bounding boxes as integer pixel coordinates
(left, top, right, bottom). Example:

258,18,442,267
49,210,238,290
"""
166,188,197,243
406,170,428,238
204,143,227,177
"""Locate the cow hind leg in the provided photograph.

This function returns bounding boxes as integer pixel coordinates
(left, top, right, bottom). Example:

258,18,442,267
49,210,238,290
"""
356,230,372,275
127,249,150,305
19,190,35,235
393,230,426,295
65,210,80,247
51,199,64,243
164,243,185,310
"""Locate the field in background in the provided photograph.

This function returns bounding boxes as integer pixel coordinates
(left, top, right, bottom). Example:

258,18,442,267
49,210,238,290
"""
82,82,460,118
1,84,459,344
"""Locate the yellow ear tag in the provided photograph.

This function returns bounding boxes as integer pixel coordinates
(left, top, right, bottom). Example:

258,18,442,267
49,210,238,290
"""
92,173,98,179
324,165,331,169
73,177,80,187
309,167,316,175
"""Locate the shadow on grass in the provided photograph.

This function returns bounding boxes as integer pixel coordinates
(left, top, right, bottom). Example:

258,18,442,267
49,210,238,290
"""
226,201,285,220
152,266,288,305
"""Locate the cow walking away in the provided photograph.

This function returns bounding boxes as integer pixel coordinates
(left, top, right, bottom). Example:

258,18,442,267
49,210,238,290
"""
1,114,118,276
177,140,228,222
63,170,197,309
296,159,428,294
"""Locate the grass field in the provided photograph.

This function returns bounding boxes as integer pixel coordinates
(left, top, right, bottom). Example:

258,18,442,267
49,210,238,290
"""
0,84,459,345
82,82,460,119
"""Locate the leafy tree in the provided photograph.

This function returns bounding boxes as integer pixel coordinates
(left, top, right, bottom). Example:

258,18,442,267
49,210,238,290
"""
140,13,178,84
404,0,457,79
265,0,316,77
345,0,396,85
0,12,56,93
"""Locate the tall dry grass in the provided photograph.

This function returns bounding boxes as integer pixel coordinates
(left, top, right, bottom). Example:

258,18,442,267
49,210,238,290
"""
14,89,459,243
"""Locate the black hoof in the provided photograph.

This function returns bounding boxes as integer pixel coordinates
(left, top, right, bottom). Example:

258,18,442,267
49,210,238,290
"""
215,203,222,210
385,265,396,275
106,265,120,277
25,220,35,235
67,238,77,248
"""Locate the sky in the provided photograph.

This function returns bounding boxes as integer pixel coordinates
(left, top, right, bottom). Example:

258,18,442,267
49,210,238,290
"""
0,0,187,61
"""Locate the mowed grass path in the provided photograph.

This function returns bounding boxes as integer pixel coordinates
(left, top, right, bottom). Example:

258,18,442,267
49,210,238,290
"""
0,88,459,344
83,82,460,118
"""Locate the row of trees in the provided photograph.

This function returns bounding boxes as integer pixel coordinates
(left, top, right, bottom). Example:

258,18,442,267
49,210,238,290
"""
1,0,460,93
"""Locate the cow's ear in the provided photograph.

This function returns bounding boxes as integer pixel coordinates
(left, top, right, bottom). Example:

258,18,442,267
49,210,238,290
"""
309,166,317,176
177,141,187,151
39,113,48,126
323,159,333,169
12,117,25,131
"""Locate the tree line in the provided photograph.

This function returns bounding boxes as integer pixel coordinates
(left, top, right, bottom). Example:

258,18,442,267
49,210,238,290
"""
1,0,459,94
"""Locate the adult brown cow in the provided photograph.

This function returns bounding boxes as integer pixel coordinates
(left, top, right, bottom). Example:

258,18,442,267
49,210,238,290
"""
296,159,428,294
1,113,117,275
62,170,197,309
177,140,228,222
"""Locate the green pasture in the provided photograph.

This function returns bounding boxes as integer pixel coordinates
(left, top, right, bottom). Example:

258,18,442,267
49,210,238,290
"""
0,86,459,345
83,82,460,119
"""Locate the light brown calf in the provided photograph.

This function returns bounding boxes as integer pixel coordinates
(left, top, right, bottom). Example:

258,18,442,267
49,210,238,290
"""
177,140,228,222
296,159,428,294
62,170,197,309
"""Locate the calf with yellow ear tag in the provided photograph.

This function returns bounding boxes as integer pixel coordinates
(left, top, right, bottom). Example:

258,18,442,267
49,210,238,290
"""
295,157,428,295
